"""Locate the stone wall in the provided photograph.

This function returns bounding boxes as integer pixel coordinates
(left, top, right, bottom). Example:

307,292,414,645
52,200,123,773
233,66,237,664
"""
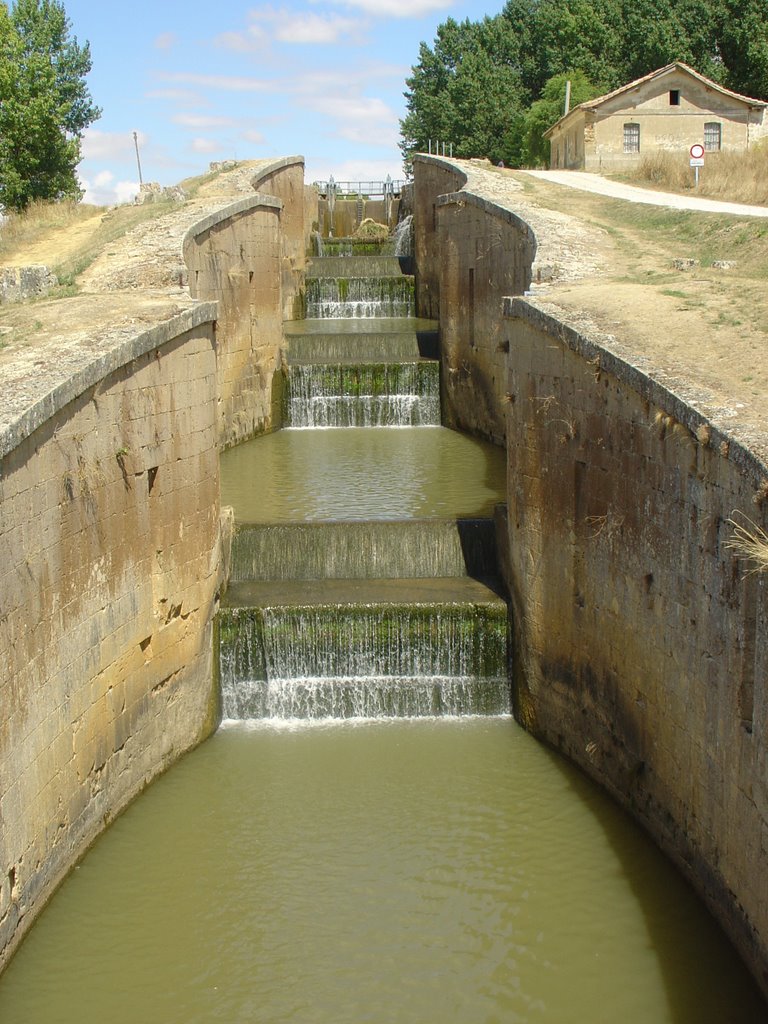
412,158,465,321
413,156,535,444
0,156,306,974
414,156,768,998
0,266,56,305
0,307,223,971
184,197,284,450
251,157,311,319
316,198,401,239
183,159,312,449
502,299,768,994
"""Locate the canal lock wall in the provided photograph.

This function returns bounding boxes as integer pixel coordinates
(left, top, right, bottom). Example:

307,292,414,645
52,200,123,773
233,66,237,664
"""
3,146,768,1001
0,157,310,971
414,153,768,997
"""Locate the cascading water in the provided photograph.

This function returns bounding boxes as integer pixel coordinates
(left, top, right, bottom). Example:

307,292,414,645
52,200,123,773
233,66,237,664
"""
219,603,509,719
221,218,510,722
283,362,440,428
305,276,415,318
394,213,413,257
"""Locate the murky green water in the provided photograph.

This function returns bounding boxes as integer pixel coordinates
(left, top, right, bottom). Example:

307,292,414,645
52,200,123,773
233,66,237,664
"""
220,426,506,522
0,718,762,1023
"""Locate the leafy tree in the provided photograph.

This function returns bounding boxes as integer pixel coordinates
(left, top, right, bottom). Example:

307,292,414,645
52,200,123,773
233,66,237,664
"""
400,15,527,168
513,0,624,97
615,0,722,84
0,0,100,211
714,0,768,99
521,70,604,166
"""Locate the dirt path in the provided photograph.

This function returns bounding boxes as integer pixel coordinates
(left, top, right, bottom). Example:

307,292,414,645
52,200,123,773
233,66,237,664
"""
3,211,106,268
521,169,768,218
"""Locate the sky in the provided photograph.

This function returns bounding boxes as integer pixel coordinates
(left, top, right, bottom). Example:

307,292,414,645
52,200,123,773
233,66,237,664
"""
61,0,503,206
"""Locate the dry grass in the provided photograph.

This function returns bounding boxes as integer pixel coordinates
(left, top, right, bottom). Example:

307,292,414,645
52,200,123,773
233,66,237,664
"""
353,217,389,240
630,148,768,205
0,166,224,292
0,199,100,256
725,511,768,575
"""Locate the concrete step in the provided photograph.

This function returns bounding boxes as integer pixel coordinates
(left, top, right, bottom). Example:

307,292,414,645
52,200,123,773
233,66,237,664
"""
222,575,507,610
229,518,502,583
306,256,410,278
283,317,439,362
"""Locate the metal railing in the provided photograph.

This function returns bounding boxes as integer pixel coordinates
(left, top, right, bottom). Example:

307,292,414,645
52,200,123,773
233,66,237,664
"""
312,176,407,199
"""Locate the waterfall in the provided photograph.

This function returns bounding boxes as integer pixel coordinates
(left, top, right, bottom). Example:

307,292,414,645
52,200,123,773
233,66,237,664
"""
393,214,413,257
219,604,509,720
219,211,510,723
284,362,440,428
305,277,415,319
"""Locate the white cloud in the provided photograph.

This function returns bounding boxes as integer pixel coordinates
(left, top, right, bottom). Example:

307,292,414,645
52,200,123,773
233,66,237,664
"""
304,156,404,184
213,29,266,52
241,129,266,144
145,88,209,104
325,0,451,14
289,64,406,95
299,94,399,146
80,169,140,206
154,71,274,92
82,128,146,161
215,6,365,50
190,137,220,153
249,6,364,44
172,113,236,128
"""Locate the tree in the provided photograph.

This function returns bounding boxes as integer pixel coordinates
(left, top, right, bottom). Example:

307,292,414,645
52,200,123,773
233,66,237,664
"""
0,0,100,211
521,70,604,166
400,15,527,169
714,0,768,100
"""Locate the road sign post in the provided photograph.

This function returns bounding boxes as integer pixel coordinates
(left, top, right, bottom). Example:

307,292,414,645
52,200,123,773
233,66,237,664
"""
690,144,705,187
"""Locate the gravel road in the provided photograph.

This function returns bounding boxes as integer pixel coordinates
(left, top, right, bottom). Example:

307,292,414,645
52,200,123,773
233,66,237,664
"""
520,169,768,218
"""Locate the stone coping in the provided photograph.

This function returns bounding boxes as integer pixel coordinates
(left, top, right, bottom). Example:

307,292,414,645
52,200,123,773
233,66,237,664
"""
0,302,217,460
182,194,282,251
223,576,507,608
414,154,606,285
505,296,768,479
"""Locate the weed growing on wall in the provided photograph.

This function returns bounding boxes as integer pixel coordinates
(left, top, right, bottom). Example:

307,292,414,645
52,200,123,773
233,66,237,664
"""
725,510,768,576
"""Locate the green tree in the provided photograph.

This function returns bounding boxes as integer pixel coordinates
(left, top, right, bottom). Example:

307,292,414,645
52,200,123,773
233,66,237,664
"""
521,70,604,166
400,15,527,169
512,0,624,96
0,0,100,211
714,0,768,99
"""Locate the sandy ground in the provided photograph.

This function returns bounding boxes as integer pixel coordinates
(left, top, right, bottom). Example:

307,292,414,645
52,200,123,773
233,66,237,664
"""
497,166,767,460
2,211,107,268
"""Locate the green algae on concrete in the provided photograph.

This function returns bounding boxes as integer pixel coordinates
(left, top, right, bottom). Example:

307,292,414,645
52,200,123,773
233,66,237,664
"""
218,589,509,719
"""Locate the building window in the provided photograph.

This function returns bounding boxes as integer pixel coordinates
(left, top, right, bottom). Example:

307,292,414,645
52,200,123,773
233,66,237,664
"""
623,123,640,153
669,90,680,106
704,122,721,151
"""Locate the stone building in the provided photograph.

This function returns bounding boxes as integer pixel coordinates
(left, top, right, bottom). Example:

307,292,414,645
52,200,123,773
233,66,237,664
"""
545,62,768,171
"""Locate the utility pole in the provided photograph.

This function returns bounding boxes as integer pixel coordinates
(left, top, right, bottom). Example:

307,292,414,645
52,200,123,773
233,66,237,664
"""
133,132,143,186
